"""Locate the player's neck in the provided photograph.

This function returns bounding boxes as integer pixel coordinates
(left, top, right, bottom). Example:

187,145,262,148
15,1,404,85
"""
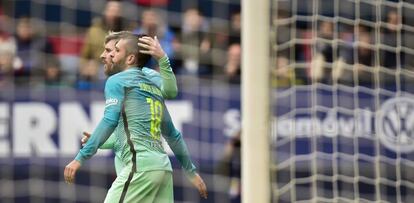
126,66,143,70
125,66,143,71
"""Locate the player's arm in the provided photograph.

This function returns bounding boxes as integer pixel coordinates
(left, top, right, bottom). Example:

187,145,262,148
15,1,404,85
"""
64,77,124,184
74,77,124,163
158,55,177,98
160,104,196,176
81,132,116,149
139,36,178,99
160,104,208,199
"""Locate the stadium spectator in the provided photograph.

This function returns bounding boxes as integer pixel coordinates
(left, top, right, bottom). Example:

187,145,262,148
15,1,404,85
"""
354,26,375,86
335,26,375,87
403,25,414,73
41,58,70,87
311,20,334,84
0,5,17,88
216,130,241,203
271,9,298,87
0,31,17,88
271,56,294,87
222,10,242,84
228,11,241,46
207,25,229,78
224,43,241,84
197,13,235,79
332,26,353,86
381,9,399,69
78,0,129,89
132,9,176,70
14,16,54,85
174,8,212,76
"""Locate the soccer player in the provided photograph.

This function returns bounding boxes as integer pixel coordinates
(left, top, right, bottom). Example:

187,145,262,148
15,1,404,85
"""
64,32,207,202
82,31,178,175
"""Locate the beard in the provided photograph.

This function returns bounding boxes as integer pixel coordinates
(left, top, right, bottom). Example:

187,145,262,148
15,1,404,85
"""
104,62,123,76
104,63,116,76
107,58,127,76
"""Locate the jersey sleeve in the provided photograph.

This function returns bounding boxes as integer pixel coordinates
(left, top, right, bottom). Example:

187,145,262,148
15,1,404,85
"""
160,103,197,178
155,55,178,99
143,56,178,99
75,77,124,164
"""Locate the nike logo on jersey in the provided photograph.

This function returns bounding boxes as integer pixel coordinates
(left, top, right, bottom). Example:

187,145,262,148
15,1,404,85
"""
105,98,119,107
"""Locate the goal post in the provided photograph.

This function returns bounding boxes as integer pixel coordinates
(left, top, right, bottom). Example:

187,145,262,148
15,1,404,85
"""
241,0,271,203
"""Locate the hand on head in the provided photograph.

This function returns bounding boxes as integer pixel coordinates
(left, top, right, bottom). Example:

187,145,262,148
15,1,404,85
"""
137,36,166,60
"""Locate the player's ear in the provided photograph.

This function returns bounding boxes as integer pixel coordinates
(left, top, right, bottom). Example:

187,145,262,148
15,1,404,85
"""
127,55,135,65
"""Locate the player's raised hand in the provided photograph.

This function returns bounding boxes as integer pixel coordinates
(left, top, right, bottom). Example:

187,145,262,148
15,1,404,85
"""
64,160,81,184
137,36,166,60
81,131,91,146
190,173,208,199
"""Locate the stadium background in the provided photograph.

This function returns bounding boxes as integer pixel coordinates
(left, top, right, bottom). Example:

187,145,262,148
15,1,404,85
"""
1,0,414,202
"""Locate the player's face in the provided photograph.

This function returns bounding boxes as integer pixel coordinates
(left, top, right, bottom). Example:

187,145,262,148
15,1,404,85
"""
110,39,129,72
100,39,117,76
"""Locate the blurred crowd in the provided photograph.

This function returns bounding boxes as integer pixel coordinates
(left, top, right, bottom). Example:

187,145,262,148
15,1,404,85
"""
0,0,412,90
273,2,414,90
0,0,242,90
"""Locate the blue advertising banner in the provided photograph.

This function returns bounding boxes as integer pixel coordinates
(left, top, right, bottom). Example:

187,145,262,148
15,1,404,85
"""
273,85,414,156
1,85,413,161
1,84,413,202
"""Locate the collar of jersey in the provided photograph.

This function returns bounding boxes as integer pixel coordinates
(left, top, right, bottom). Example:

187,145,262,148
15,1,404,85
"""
125,67,143,72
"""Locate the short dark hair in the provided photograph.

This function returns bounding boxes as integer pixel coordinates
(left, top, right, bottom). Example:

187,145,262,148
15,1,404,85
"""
133,33,151,68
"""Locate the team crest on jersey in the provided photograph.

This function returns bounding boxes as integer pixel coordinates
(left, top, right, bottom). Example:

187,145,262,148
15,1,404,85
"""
105,98,119,107
376,97,414,153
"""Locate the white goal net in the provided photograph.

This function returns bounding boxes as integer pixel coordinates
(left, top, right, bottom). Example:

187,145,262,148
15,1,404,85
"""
272,0,414,202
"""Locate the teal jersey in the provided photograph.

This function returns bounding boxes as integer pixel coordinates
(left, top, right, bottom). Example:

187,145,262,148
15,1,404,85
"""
76,67,196,177
101,56,177,150
99,56,179,175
